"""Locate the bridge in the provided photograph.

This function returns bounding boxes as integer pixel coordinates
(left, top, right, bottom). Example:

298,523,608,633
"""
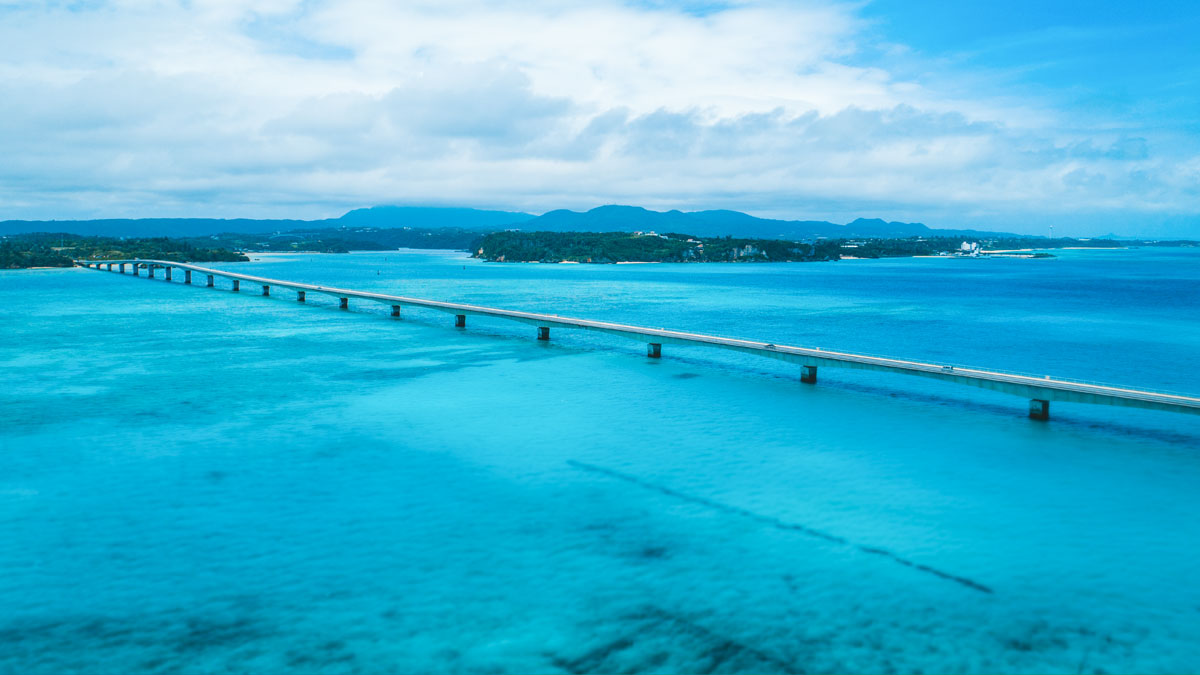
75,258,1200,421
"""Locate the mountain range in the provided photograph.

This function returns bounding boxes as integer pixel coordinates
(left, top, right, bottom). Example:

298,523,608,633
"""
0,205,1014,240
522,205,1009,239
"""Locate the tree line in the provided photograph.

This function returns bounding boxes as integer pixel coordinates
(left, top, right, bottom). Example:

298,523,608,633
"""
0,234,248,269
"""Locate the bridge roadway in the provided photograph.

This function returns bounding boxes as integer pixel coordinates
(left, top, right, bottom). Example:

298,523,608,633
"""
76,258,1200,421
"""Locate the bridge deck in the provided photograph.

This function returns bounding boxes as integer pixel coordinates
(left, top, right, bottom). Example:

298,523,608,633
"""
75,259,1200,418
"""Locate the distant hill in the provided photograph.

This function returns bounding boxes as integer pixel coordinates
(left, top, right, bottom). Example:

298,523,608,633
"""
1,203,1014,239
336,206,533,229
0,218,306,238
0,206,534,238
521,205,1009,239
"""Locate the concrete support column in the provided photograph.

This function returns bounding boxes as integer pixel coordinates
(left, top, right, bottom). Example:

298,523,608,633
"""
119,263,125,273
455,314,466,328
106,263,112,271
184,270,191,284
232,279,240,292
647,343,662,358
148,266,155,279
801,365,818,384
262,285,270,296
1029,399,1050,421
297,291,305,303
537,326,550,341
339,297,348,310
206,275,214,287
133,264,140,276
164,267,172,281
391,305,401,317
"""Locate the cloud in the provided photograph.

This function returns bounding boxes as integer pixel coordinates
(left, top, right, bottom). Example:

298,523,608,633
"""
0,0,1196,235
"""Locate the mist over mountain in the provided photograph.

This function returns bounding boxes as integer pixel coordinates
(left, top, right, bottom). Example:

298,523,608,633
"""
1,204,1019,240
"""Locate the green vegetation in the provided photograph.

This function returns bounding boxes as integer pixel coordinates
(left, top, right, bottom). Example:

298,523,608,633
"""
0,227,481,268
5,226,1192,269
0,234,247,269
472,231,838,263
471,231,922,263
472,231,1193,263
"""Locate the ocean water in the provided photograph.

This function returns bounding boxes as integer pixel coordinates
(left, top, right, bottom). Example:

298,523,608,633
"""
2,248,1199,674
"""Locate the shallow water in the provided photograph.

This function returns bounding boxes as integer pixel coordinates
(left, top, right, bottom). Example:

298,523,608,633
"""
2,249,1199,673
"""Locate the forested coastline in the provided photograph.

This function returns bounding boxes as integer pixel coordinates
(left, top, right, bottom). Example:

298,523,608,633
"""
0,234,248,269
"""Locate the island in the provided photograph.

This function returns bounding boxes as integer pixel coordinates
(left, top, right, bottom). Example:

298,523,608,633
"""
5,227,1193,269
0,234,248,269
470,231,1124,263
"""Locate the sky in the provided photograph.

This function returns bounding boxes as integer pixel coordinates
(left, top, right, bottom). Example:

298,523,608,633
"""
0,0,1197,236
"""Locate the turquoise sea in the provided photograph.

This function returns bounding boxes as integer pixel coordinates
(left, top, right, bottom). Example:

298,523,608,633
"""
2,248,1199,674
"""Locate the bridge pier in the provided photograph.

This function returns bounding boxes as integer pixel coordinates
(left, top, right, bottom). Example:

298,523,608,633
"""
1029,399,1050,421
184,270,191,284
66,259,1200,422
340,297,348,310
801,365,818,384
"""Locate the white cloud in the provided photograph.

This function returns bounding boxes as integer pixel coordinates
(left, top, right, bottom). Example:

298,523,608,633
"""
0,0,1195,235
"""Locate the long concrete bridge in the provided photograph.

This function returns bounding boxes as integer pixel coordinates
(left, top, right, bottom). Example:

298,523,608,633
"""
75,258,1200,421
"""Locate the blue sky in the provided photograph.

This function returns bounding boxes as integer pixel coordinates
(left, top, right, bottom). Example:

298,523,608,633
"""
0,0,1197,236
862,0,1200,126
